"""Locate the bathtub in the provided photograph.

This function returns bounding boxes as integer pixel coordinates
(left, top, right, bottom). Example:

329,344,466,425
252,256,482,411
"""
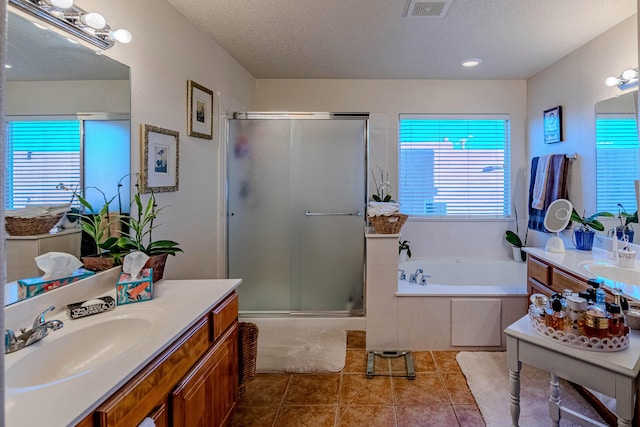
397,257,527,296
367,256,529,351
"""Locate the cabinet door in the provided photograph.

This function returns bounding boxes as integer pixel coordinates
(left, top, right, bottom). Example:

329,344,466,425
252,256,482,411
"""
172,323,239,427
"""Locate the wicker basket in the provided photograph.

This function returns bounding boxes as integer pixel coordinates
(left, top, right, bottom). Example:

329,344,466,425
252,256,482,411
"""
238,322,259,391
368,213,408,234
5,214,63,236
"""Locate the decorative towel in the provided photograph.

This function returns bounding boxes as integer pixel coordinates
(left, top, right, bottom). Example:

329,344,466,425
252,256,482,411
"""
367,202,400,217
531,155,550,209
528,154,570,232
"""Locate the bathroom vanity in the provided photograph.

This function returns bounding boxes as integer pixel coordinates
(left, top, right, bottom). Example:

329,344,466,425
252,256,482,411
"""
5,270,241,427
523,246,640,425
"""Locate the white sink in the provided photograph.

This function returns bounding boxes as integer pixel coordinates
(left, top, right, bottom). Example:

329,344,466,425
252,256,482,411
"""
6,312,163,389
578,260,640,286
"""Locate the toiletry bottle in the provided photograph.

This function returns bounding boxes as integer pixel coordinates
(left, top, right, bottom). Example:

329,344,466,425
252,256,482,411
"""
608,303,627,337
566,295,587,336
529,294,548,323
561,289,573,312
589,278,606,311
585,303,610,339
545,298,566,331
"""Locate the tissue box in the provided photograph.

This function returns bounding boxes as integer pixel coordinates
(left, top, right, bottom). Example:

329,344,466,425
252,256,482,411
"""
116,268,153,305
18,268,95,299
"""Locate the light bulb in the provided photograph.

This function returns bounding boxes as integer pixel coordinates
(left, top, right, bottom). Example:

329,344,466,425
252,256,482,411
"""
80,12,106,30
605,76,619,87
461,58,482,68
42,0,74,9
111,29,132,44
622,69,638,80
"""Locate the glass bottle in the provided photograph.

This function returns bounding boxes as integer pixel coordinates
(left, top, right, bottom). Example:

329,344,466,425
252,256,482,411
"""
584,304,610,339
529,294,549,323
589,278,606,311
546,298,567,331
608,303,628,337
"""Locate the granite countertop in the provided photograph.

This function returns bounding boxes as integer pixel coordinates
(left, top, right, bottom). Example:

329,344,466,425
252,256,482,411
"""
5,273,241,426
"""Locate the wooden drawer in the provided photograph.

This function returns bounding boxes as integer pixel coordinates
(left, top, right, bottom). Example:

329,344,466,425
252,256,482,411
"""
527,256,551,287
528,277,553,297
551,269,590,295
211,291,238,342
95,316,211,427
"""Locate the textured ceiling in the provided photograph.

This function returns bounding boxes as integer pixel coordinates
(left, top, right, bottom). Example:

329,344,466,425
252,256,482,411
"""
167,0,637,80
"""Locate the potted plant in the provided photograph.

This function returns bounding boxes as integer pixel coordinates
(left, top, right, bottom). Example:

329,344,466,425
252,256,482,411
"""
571,208,614,251
75,189,125,271
612,204,636,243
115,184,182,282
505,205,527,262
399,240,411,263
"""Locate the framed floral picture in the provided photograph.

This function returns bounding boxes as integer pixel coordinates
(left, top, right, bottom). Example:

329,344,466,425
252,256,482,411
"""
187,80,214,139
543,105,562,144
141,124,179,193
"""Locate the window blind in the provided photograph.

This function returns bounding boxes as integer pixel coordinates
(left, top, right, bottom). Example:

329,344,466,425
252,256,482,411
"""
399,114,511,218
5,121,81,209
595,115,639,214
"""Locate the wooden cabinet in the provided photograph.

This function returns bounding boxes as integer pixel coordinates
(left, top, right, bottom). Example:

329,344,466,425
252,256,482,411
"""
85,291,239,427
172,324,238,427
527,255,612,300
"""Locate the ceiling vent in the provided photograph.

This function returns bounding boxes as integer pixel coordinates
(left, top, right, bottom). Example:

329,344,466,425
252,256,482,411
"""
406,0,452,18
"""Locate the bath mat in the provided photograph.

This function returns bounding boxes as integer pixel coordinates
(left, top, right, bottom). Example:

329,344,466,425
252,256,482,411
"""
256,328,346,373
456,351,607,426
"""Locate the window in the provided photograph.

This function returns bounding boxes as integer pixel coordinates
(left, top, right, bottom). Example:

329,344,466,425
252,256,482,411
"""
596,114,639,214
5,120,81,209
399,114,511,218
5,117,131,213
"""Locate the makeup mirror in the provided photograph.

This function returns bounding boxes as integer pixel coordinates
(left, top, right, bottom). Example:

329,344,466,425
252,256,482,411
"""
544,199,573,253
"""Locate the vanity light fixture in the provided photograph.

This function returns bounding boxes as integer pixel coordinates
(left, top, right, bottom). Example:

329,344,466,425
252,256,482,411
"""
9,0,132,50
605,68,639,90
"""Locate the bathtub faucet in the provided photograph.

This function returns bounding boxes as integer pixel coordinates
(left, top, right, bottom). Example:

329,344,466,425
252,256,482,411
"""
420,274,431,286
398,269,406,281
409,269,423,284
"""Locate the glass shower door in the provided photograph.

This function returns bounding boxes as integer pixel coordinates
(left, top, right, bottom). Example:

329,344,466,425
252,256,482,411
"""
227,114,366,314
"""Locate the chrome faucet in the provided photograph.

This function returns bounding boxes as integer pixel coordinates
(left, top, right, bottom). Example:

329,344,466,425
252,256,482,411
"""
398,269,406,281
420,274,431,286
409,269,423,284
5,306,64,354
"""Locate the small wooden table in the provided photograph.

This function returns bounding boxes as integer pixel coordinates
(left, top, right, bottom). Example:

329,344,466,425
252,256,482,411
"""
505,316,640,427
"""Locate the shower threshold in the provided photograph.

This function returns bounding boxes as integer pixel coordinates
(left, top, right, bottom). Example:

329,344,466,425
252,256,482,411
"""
366,350,416,380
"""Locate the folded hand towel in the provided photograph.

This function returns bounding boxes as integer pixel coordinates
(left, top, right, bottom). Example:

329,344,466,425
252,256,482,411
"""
531,155,550,210
367,202,400,217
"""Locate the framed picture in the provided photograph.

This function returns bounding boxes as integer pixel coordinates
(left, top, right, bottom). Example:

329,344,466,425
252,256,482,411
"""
543,106,563,144
187,80,214,139
141,124,179,193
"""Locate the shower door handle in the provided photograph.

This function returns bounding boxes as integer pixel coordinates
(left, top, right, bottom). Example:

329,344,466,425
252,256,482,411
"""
304,210,362,216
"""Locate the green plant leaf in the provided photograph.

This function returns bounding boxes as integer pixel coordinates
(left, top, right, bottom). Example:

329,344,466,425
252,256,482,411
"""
372,195,381,202
505,230,523,247
383,194,392,202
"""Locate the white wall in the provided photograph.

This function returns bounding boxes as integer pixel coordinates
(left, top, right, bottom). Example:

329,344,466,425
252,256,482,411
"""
526,15,637,247
6,80,130,115
255,79,527,258
67,0,256,279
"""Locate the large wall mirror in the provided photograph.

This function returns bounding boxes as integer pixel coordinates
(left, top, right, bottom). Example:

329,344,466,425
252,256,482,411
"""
594,90,639,238
4,7,131,305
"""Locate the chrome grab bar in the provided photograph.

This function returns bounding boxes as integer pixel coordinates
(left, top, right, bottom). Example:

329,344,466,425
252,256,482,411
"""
305,210,362,217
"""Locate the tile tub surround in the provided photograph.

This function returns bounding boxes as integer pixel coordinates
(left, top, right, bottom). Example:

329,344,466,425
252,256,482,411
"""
229,331,485,427
366,234,528,350
5,274,242,426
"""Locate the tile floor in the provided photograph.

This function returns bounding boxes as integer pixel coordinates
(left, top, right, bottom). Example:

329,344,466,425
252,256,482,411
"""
230,331,485,426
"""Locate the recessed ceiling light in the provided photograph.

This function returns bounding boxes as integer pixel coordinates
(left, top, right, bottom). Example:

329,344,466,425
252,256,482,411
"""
66,37,79,44
4,64,12,69
32,21,48,30
461,58,482,68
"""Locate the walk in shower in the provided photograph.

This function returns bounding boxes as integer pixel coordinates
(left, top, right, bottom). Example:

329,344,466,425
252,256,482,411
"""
226,112,368,316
